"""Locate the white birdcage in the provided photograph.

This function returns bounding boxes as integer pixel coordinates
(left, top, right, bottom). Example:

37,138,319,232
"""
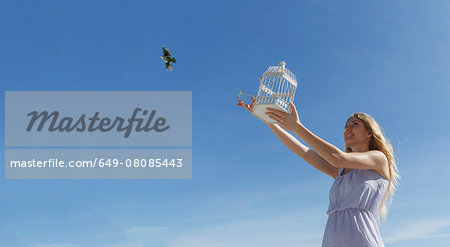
246,61,298,124
237,61,298,124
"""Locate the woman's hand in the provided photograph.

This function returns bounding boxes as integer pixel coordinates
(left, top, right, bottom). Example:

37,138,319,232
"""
265,101,303,131
237,96,256,113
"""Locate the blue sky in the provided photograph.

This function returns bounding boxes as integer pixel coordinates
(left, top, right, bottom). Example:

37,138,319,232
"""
1,0,450,246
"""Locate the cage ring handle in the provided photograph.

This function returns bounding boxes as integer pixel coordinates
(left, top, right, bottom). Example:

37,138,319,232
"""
236,91,256,101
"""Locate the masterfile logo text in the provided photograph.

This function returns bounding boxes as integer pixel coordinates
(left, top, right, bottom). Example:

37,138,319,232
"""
4,91,192,179
6,91,191,147
26,108,170,138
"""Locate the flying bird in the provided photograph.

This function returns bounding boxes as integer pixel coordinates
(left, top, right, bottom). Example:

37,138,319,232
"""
160,46,176,71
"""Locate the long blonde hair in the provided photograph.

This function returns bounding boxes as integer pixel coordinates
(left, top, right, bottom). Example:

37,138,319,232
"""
344,112,400,221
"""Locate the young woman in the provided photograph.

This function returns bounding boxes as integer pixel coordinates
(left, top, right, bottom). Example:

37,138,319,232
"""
237,97,399,247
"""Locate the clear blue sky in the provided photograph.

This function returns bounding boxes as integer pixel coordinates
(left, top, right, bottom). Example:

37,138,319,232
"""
1,0,450,246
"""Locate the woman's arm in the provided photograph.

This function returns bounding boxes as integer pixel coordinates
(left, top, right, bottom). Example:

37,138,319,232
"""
292,123,388,171
265,102,388,172
266,123,339,179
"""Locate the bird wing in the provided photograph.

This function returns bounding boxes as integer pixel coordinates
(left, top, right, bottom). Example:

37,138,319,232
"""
162,46,172,57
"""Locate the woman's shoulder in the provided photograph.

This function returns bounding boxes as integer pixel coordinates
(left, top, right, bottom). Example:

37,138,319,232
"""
366,150,390,180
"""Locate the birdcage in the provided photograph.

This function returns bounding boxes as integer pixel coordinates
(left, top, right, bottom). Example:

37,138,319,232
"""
243,61,297,124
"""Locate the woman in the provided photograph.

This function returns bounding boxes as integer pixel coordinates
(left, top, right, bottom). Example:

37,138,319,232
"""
237,97,399,247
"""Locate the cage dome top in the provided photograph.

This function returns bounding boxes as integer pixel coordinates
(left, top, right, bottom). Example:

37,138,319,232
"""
261,61,297,86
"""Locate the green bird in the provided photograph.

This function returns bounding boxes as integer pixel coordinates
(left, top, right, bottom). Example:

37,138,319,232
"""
160,46,177,71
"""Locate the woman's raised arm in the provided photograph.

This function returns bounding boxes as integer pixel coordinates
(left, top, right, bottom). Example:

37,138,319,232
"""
266,123,339,179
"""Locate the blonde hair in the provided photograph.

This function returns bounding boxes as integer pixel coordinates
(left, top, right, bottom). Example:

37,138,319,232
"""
344,112,400,221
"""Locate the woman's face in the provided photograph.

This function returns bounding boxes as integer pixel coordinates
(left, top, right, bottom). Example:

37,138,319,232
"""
344,116,372,147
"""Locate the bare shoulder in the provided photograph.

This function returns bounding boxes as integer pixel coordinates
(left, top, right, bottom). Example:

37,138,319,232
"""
370,150,390,180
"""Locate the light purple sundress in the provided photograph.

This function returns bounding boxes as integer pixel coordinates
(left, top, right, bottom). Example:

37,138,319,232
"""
321,167,389,247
